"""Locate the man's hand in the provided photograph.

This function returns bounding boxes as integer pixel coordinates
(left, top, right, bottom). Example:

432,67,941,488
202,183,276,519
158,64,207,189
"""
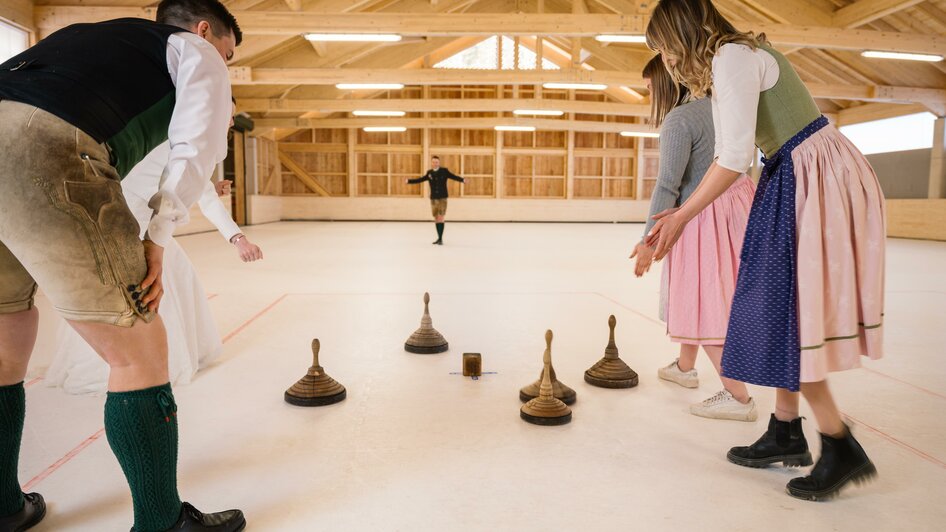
139,240,165,313
232,235,263,262
214,180,232,196
629,242,656,278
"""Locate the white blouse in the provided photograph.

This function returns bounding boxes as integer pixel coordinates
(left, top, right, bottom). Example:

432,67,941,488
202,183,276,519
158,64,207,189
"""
145,32,233,247
711,43,780,173
123,141,241,242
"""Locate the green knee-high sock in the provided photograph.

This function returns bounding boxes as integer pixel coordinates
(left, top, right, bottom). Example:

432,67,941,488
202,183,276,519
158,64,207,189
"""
105,384,182,532
0,382,25,517
436,222,444,240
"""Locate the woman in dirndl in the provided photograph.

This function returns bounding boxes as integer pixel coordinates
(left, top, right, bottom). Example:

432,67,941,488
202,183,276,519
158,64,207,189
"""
645,0,885,501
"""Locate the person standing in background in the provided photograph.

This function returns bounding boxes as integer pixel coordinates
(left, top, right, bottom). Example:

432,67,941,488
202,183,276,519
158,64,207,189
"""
406,155,465,245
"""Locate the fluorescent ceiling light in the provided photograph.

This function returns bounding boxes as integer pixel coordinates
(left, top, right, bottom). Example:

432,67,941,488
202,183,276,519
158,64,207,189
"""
620,131,660,138
363,126,407,132
306,33,401,42
336,83,405,90
543,82,607,90
352,110,406,117
595,35,647,44
861,50,942,62
513,109,564,116
495,125,536,132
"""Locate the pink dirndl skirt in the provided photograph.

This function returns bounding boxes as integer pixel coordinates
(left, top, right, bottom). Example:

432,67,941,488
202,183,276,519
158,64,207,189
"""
664,176,756,345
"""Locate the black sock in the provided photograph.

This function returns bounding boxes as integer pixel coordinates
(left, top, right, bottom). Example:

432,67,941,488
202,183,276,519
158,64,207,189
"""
436,223,444,240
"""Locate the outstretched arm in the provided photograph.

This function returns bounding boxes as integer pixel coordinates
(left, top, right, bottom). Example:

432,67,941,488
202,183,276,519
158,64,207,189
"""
642,116,690,242
197,180,263,262
445,169,465,183
646,162,742,259
631,115,691,277
407,173,430,185
197,179,240,243
646,45,762,261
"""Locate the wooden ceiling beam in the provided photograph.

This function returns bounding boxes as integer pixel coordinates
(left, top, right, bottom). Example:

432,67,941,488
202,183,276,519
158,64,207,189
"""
253,116,654,133
34,9,646,37
238,97,651,116
34,8,946,54
739,0,832,26
833,0,925,29
836,102,927,125
229,66,644,86
750,22,945,55
0,0,34,31
229,66,946,106
806,82,946,105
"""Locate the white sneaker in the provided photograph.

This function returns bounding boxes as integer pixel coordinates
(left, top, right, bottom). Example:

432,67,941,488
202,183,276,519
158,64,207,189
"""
689,390,758,422
657,358,699,388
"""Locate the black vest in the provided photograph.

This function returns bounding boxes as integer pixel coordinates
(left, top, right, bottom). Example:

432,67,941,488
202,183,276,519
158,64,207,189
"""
0,18,186,177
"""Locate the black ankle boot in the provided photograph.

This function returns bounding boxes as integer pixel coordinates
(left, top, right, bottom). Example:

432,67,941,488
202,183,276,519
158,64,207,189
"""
0,492,46,531
786,427,877,501
727,414,813,468
131,502,245,532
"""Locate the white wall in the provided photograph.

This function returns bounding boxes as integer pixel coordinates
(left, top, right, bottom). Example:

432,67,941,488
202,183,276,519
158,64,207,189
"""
261,196,651,223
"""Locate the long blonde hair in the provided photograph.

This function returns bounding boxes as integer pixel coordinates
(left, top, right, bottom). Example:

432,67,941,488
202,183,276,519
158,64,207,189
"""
645,0,765,97
642,55,690,128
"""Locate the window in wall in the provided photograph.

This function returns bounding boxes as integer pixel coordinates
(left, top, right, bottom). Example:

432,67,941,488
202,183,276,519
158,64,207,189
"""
839,112,936,155
435,36,561,70
0,20,28,64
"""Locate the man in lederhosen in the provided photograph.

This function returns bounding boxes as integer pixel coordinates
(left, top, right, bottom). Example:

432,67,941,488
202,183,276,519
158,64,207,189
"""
406,155,466,245
0,1,246,530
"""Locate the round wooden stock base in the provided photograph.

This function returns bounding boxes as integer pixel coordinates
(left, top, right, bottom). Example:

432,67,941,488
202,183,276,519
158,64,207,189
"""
583,372,639,389
520,410,572,426
284,389,347,407
404,342,449,354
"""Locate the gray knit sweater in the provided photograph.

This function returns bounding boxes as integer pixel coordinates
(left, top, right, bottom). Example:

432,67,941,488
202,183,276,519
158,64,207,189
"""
642,97,715,240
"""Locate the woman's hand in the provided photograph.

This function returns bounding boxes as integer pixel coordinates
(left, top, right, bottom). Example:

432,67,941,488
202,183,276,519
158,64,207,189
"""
139,240,165,313
214,180,232,196
629,242,656,277
646,208,688,261
234,236,263,262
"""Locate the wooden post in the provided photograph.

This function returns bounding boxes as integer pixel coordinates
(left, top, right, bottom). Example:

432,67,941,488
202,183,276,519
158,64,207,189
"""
635,138,645,201
233,130,247,225
566,129,575,199
347,128,356,196
536,37,544,98
422,85,431,197
514,36,520,71
930,117,946,198
496,129,504,198
497,34,503,70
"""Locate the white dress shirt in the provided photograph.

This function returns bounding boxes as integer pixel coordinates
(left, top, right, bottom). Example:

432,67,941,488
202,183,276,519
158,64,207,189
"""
711,43,780,173
144,32,233,247
124,141,241,242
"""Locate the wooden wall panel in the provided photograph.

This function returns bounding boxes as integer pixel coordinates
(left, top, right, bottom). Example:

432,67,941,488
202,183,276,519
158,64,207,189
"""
260,86,654,204
256,136,280,195
886,199,946,241
605,179,634,198
575,178,603,198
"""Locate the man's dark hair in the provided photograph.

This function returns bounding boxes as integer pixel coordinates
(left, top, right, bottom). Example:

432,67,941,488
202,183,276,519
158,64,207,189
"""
156,0,242,45
431,155,440,160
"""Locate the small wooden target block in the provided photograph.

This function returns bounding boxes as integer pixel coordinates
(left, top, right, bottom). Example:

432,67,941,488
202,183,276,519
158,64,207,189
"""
462,353,482,377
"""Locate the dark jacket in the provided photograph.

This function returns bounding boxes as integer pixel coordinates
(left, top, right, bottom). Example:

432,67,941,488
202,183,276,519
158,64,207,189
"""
408,167,464,199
